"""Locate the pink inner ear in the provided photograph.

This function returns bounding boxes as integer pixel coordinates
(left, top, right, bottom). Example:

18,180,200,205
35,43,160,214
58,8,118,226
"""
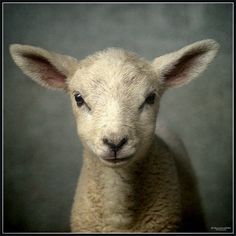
164,50,206,84
22,53,66,88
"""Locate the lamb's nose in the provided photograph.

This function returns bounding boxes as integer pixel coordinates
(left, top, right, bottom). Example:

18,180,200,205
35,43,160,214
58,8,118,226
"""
103,137,128,152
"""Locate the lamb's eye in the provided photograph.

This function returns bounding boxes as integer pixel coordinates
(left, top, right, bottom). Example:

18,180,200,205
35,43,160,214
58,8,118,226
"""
139,92,156,111
145,93,156,105
74,93,84,107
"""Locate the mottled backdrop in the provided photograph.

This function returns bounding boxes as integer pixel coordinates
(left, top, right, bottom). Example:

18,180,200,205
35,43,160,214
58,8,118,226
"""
4,3,232,232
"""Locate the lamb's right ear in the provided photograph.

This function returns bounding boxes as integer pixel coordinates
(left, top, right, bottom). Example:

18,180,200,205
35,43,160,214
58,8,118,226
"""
9,44,79,90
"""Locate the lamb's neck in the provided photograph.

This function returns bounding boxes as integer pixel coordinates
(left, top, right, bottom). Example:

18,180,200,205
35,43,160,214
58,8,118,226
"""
83,151,142,230
102,167,137,229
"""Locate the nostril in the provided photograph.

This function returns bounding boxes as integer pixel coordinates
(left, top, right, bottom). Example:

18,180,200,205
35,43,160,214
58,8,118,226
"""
118,137,128,149
103,138,109,145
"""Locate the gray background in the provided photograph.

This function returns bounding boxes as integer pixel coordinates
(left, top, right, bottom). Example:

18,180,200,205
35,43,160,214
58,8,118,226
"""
4,3,232,232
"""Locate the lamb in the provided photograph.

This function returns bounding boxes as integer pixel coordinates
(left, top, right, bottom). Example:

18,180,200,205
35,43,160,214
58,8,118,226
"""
9,39,219,232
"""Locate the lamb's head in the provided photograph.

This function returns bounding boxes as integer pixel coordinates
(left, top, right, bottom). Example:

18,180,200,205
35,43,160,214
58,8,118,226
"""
9,39,219,167
68,49,162,167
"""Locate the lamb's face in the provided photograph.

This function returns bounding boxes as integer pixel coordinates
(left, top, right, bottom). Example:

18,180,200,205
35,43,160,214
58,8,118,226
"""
68,49,163,167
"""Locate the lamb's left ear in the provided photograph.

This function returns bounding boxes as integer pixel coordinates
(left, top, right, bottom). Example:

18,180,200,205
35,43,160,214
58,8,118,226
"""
152,39,219,88
9,44,79,90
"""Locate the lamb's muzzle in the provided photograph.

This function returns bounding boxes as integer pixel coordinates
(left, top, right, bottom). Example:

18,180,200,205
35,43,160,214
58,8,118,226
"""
103,136,128,154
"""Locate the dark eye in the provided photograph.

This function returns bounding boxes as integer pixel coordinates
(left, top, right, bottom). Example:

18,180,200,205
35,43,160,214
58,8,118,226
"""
74,93,84,107
145,93,156,104
139,92,156,111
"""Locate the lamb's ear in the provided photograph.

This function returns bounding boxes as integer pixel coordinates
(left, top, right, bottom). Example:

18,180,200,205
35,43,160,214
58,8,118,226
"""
152,39,219,88
9,44,79,90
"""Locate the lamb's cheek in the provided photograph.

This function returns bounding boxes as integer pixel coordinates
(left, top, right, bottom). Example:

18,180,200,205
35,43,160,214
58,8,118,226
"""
139,111,157,136
76,115,99,149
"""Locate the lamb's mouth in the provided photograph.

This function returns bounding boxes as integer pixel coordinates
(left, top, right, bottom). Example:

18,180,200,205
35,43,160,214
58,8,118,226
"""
100,155,133,165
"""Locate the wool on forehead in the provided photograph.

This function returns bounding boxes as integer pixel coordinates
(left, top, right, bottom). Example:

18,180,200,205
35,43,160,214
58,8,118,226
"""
70,47,160,94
